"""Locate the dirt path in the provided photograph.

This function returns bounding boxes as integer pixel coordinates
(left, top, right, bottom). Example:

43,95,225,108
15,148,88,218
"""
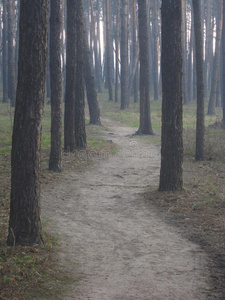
42,121,211,300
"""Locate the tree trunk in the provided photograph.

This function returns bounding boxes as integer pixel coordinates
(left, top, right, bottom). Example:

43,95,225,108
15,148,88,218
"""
182,0,188,105
192,0,205,161
137,0,153,135
7,0,49,246
115,0,120,103
64,0,76,152
49,0,63,172
105,0,113,101
159,0,183,191
90,0,102,93
132,0,138,103
84,23,101,125
207,1,223,115
2,0,8,103
7,0,16,107
121,0,129,109
187,12,193,103
222,0,225,127
153,0,159,101
74,0,86,149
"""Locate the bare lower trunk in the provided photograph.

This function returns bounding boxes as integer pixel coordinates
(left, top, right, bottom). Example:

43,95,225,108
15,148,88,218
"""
7,0,49,246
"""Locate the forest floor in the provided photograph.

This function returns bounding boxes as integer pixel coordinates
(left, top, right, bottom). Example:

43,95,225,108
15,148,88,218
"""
1,100,225,299
40,118,225,300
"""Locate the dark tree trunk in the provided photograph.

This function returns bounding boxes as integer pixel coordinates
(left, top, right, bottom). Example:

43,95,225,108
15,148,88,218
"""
49,0,62,172
84,24,101,125
182,0,188,105
2,0,8,103
7,0,49,246
7,0,16,107
137,0,153,135
193,0,205,161
222,0,225,127
120,0,129,109
207,1,223,116
64,0,76,152
74,0,86,149
159,0,183,191
105,0,113,101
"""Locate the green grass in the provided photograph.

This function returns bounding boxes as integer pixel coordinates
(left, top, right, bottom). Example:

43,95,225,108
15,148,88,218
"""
99,89,222,133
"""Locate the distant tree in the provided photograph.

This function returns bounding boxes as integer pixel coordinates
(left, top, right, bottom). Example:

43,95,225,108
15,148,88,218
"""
131,0,138,104
115,0,120,103
74,0,86,149
64,0,76,152
7,0,49,246
159,0,183,191
2,0,8,103
7,0,16,107
120,0,129,109
137,0,153,135
152,0,159,101
49,0,63,171
192,0,205,161
84,24,101,125
207,1,223,115
105,0,113,101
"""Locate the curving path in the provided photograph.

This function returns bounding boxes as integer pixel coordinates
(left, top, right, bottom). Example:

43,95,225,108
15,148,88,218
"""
42,121,210,300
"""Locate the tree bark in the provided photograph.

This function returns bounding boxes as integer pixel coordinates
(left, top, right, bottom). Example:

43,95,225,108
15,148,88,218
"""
207,1,223,115
49,0,63,171
132,0,138,103
137,0,153,135
120,0,129,109
222,0,225,127
115,0,120,103
7,0,49,246
192,0,205,161
74,0,86,149
84,24,101,125
2,0,8,103
159,0,183,191
153,0,159,101
64,0,76,152
105,0,113,101
7,0,16,107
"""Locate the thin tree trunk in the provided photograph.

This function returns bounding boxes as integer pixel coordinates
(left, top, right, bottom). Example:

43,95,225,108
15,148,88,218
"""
74,0,86,149
132,0,138,103
49,0,63,171
64,0,76,152
7,0,16,107
153,0,159,101
137,0,153,135
105,0,113,101
84,23,101,125
193,0,205,161
207,1,223,115
2,0,8,103
115,0,120,103
121,0,129,109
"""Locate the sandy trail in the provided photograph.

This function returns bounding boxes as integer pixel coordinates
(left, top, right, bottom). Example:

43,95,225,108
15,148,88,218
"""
42,121,210,300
